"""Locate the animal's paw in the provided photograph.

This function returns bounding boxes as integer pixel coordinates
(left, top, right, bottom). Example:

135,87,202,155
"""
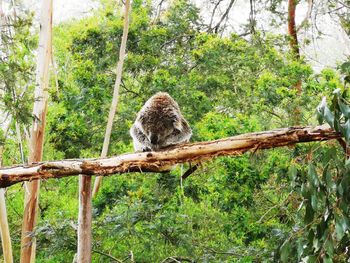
142,146,152,152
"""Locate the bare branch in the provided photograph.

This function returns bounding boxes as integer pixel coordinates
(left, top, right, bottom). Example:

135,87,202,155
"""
208,0,224,31
0,125,340,188
297,0,313,32
92,249,123,263
212,0,236,33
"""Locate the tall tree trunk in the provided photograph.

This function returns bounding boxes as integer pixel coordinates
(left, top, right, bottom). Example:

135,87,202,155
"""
20,0,52,262
0,1,13,262
0,189,13,263
77,175,92,263
78,1,131,260
92,0,131,197
288,0,300,59
288,0,302,124
0,120,13,263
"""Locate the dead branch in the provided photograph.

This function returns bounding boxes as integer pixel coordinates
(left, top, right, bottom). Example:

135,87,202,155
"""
0,125,340,188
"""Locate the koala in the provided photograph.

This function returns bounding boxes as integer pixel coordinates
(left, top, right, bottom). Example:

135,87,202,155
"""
130,92,192,152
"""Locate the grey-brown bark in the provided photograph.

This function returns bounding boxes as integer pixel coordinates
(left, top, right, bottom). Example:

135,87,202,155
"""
77,175,92,263
0,125,340,188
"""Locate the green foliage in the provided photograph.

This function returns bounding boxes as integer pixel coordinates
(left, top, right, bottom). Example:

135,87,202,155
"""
2,0,350,262
339,61,350,85
0,9,35,125
277,90,350,262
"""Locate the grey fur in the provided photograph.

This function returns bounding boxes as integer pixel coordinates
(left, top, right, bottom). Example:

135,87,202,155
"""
130,92,192,152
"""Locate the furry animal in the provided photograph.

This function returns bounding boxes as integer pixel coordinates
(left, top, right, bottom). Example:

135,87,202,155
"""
130,92,192,152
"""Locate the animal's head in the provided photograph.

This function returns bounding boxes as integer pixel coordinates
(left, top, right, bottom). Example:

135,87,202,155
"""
141,115,182,148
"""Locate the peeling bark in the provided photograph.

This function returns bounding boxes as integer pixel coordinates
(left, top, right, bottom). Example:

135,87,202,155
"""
20,0,52,262
0,125,340,188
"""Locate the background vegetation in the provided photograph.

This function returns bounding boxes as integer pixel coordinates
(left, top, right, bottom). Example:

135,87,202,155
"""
1,0,350,262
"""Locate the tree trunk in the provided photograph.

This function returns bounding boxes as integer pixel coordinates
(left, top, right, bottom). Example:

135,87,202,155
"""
0,1,13,262
77,175,92,263
288,0,300,59
20,0,52,262
92,0,131,197
0,121,13,263
0,125,340,187
288,0,302,124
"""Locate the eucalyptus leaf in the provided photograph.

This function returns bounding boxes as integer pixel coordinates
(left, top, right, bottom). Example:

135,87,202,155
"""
338,99,350,118
335,216,345,240
343,119,350,143
304,202,314,224
323,256,333,263
324,238,334,257
316,97,327,124
308,164,319,188
306,255,317,263
323,106,335,129
280,241,292,263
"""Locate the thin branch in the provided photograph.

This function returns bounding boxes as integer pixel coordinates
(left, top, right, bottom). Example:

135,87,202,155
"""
257,191,293,223
92,249,123,263
249,0,256,34
121,79,140,97
208,0,223,31
297,0,313,32
181,164,199,180
213,0,236,33
160,256,194,263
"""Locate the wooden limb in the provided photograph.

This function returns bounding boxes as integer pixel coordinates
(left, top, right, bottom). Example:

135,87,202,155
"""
181,164,199,180
77,175,92,263
0,125,340,188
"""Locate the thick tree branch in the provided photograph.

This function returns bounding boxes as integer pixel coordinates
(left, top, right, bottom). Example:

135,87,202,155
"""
0,125,340,188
